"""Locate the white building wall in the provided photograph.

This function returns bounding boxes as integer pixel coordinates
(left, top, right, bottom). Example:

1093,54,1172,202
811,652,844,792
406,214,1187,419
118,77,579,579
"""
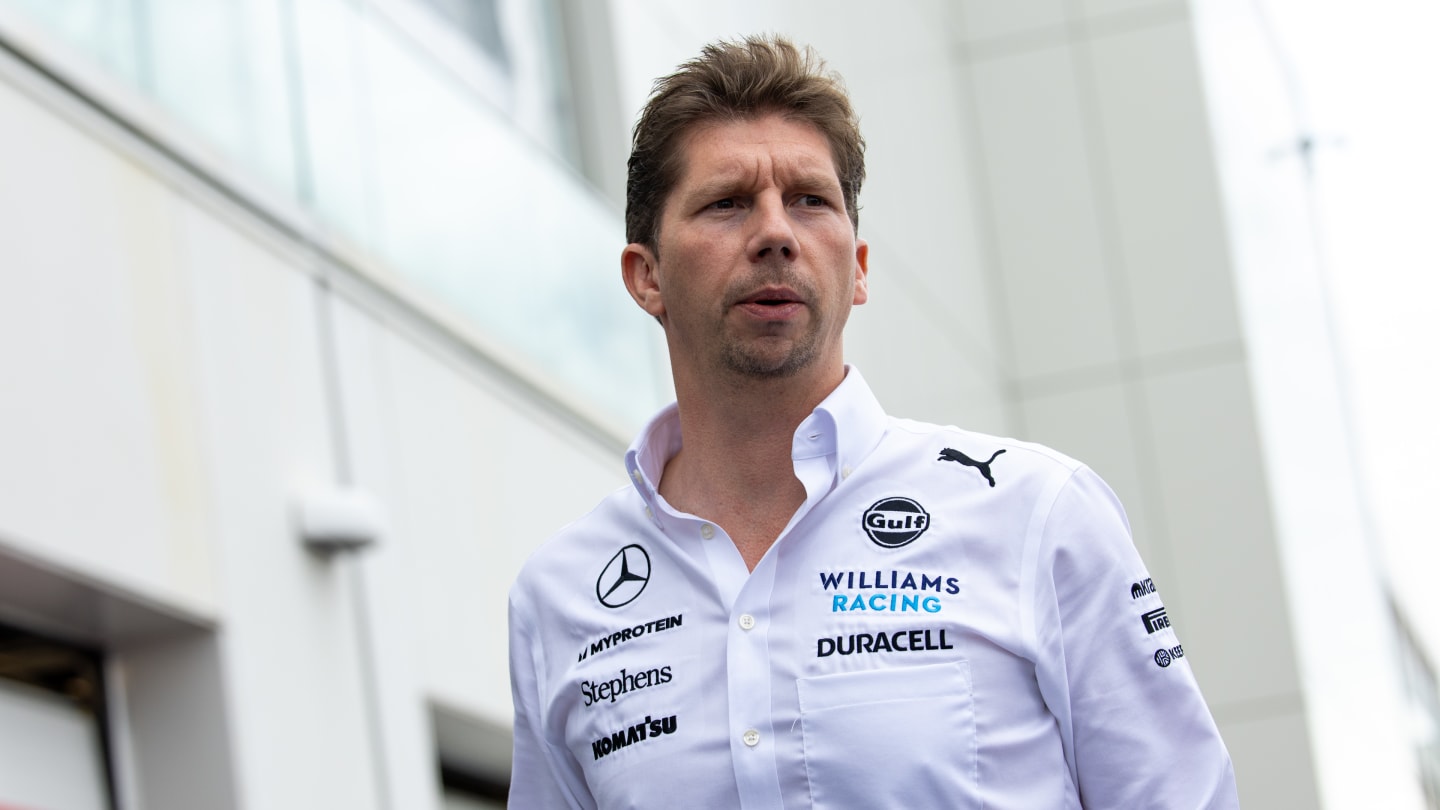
3,0,1430,808
1192,1,1431,806
0,17,626,806
953,1,1317,803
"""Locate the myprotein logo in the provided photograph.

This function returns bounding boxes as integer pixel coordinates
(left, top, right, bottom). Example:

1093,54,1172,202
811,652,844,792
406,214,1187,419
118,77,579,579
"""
591,714,678,760
862,498,930,548
597,544,650,608
576,614,683,663
580,665,673,708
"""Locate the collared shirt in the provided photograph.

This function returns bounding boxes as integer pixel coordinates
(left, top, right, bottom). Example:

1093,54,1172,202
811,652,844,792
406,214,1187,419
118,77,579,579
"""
508,367,1238,809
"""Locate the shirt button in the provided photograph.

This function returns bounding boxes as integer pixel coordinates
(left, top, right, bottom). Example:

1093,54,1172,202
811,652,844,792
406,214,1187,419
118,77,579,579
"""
700,523,715,540
742,729,761,747
738,614,756,631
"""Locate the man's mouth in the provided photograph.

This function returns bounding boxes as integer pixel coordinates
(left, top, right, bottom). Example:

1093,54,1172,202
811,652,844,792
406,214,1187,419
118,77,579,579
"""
738,287,802,307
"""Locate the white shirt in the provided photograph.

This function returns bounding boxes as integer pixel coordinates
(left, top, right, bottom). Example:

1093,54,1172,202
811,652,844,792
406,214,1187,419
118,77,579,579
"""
508,367,1238,809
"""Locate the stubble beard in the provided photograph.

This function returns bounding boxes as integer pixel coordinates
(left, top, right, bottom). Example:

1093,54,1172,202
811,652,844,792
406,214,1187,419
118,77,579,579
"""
718,328,821,379
715,267,840,380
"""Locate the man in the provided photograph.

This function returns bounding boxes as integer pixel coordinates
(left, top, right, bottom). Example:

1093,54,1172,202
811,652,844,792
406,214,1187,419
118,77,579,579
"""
508,36,1238,808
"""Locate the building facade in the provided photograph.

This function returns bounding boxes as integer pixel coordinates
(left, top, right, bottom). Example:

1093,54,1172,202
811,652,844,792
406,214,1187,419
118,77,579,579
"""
0,1,1433,808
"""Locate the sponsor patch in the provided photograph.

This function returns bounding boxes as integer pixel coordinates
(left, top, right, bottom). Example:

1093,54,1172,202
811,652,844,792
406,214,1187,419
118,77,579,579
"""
817,569,960,613
577,614,683,663
816,627,955,657
937,447,1006,487
1154,644,1185,668
596,544,650,608
591,714,678,760
1141,606,1171,634
580,665,673,708
862,498,931,548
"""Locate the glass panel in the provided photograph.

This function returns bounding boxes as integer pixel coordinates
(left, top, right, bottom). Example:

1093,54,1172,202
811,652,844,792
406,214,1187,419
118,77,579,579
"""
297,1,664,427
1,0,143,84
143,0,299,197
0,625,111,810
0,680,110,810
442,789,505,810
2,0,666,430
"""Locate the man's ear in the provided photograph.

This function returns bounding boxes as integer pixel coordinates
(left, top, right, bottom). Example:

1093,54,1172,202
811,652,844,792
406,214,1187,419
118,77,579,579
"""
621,243,666,321
852,238,870,306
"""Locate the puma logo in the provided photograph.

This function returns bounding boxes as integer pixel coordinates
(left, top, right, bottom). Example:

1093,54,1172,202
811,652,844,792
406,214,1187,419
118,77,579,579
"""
937,447,1006,487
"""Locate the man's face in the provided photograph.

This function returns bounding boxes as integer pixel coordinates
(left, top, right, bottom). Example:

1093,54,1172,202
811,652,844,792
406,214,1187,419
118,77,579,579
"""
622,114,868,383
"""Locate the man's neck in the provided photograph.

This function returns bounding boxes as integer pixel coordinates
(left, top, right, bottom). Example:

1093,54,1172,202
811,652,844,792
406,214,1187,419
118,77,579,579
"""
657,363,844,570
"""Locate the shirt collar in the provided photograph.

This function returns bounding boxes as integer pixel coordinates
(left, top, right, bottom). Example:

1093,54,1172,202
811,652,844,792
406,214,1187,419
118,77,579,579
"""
623,365,887,519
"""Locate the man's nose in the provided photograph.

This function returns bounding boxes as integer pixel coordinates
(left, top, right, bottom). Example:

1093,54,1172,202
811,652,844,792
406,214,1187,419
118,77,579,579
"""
749,194,796,261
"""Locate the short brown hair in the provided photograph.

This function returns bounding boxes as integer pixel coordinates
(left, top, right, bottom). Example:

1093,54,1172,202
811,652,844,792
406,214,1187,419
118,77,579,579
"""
625,35,866,248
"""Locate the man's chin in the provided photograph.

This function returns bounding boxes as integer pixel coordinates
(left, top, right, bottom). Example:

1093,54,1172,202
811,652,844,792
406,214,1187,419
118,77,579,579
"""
719,343,817,380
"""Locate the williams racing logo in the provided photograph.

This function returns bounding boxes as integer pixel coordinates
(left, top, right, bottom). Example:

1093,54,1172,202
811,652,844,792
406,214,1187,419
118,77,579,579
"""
819,569,959,613
597,544,651,608
862,497,930,548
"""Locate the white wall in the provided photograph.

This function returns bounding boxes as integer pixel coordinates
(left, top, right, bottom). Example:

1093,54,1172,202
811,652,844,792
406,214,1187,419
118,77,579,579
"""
5,0,1419,807
1193,1,1430,806
0,25,624,807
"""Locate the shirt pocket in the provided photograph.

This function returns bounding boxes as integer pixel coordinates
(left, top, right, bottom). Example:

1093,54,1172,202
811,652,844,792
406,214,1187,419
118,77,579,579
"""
796,661,978,810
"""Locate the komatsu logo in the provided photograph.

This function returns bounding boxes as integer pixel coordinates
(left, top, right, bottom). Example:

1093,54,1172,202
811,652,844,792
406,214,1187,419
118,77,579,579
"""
591,714,677,760
862,497,931,548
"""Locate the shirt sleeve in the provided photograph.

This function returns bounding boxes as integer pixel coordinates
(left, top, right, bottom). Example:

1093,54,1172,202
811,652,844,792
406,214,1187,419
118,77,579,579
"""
1027,466,1240,809
508,587,592,810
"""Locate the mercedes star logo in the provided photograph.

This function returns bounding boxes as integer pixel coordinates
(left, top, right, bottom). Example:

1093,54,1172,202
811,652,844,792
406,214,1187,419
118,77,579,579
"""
596,544,651,608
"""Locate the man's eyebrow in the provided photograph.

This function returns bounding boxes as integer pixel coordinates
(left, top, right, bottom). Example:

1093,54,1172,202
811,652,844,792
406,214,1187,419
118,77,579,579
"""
682,167,842,204
682,175,745,204
788,169,844,191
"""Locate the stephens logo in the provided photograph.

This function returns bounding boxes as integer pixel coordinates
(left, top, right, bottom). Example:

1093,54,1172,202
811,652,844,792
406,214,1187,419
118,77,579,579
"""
862,498,930,548
597,544,650,608
591,714,678,760
580,665,673,707
1154,644,1185,668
